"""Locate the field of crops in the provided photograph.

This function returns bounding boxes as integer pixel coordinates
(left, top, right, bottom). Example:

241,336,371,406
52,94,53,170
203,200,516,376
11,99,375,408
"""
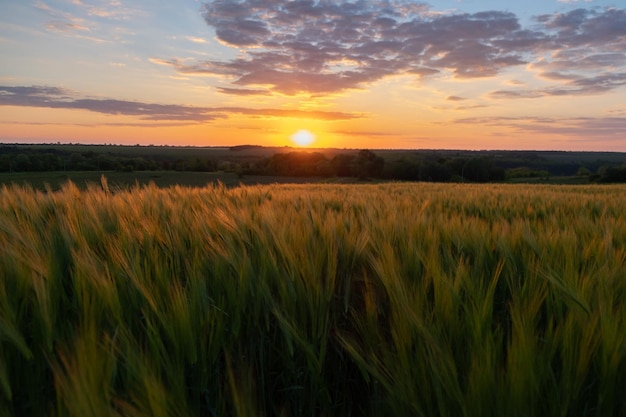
0,180,624,416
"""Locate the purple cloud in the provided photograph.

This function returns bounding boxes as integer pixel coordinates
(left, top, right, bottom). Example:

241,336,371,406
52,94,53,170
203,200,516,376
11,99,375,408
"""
0,85,361,122
153,2,626,96
175,1,533,94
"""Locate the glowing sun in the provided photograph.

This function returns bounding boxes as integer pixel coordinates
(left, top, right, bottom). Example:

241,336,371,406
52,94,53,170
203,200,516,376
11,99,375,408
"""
290,129,316,147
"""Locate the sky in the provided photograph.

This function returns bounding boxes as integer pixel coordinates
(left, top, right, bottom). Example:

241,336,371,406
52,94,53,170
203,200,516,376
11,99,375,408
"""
1,0,625,151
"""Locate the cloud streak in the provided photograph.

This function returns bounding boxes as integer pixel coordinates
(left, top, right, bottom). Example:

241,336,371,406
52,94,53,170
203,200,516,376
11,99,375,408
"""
490,72,626,98
34,0,143,43
216,87,271,96
153,2,626,96
455,115,626,140
0,85,361,123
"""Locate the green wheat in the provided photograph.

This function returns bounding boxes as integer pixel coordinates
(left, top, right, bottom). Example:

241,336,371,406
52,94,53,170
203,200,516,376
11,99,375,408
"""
0,181,624,416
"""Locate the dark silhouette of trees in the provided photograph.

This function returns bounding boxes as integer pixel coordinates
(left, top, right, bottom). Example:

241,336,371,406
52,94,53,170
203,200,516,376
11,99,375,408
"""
595,164,626,183
506,167,550,180
419,161,452,182
2,145,624,183
253,152,333,177
251,150,385,179
384,158,420,181
383,157,451,182
330,154,355,177
450,157,505,182
355,150,385,179
0,146,219,173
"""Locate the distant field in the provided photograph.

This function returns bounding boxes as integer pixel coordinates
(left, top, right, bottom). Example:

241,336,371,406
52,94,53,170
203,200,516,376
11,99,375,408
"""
505,175,591,184
0,170,593,191
0,182,624,416
0,170,357,191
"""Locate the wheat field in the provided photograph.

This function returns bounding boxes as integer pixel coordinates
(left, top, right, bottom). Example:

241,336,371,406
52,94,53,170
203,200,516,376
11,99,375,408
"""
0,180,624,416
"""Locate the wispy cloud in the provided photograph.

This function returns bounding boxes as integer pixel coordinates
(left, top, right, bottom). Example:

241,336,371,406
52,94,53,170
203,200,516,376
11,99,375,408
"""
73,0,144,21
186,36,208,44
455,115,626,139
33,1,54,13
43,19,111,43
35,1,82,24
0,85,361,123
153,2,626,97
45,21,90,32
219,107,362,120
490,72,626,98
332,130,403,138
34,0,143,43
216,87,270,96
35,0,106,42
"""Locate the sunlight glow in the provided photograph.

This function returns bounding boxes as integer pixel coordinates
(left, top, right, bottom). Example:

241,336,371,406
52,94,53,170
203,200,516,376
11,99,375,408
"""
291,129,316,147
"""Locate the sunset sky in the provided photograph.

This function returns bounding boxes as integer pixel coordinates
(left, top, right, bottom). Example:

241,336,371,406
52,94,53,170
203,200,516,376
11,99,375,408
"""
1,0,625,150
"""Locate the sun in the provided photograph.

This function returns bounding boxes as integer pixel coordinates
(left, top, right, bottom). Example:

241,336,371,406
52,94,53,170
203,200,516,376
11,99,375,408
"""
290,129,316,147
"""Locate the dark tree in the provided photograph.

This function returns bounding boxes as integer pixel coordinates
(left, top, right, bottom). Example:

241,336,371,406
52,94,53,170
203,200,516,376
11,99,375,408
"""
13,154,32,172
354,150,385,179
596,164,626,183
419,161,452,182
330,154,355,177
462,157,492,182
385,159,420,181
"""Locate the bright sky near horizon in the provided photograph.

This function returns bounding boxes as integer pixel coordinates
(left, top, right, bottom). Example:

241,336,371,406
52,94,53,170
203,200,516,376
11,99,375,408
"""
1,0,625,151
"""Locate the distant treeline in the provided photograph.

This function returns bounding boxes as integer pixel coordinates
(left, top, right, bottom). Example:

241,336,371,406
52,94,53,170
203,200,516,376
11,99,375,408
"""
249,150,507,182
0,145,219,173
230,150,626,183
592,164,626,183
249,150,387,179
1,145,625,183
